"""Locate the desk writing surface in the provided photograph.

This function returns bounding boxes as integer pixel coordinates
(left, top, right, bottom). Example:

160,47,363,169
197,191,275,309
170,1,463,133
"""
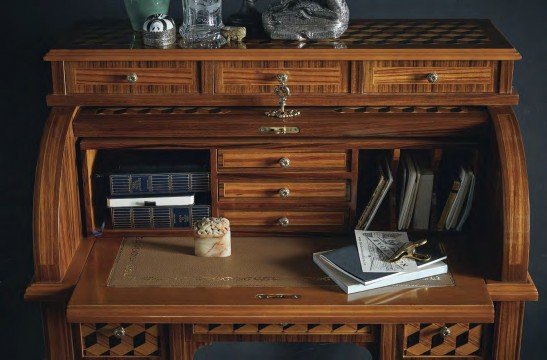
68,235,493,324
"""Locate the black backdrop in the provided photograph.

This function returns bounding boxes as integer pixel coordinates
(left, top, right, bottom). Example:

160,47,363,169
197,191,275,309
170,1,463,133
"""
2,0,546,358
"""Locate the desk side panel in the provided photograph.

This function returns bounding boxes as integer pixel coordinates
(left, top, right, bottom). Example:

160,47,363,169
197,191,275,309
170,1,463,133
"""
33,107,83,282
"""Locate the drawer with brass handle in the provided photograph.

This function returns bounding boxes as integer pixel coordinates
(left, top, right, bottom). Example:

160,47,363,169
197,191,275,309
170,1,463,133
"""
213,60,350,95
218,150,351,172
365,60,498,93
65,61,199,94
77,323,164,358
219,180,350,201
219,210,348,229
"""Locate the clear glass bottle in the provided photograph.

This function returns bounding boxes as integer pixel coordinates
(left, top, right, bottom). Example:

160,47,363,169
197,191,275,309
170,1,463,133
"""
179,0,226,46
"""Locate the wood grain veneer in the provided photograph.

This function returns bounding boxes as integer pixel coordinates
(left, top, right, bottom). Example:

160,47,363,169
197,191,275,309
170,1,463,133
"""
27,19,537,360
219,180,349,200
67,236,494,324
213,60,350,94
489,107,530,282
73,108,489,139
365,60,498,93
218,149,350,171
33,107,82,282
220,210,348,228
65,61,199,95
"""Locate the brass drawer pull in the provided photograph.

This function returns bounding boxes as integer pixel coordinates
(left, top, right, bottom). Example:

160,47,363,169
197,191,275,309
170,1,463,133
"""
279,187,291,198
278,157,291,168
439,325,451,338
113,326,126,339
426,72,439,84
126,73,139,83
278,217,290,227
260,126,300,135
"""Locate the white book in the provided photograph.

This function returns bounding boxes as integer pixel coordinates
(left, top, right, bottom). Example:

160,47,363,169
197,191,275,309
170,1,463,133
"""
107,194,195,208
313,252,448,294
456,171,476,231
406,155,421,229
447,167,471,229
398,154,418,230
412,158,434,230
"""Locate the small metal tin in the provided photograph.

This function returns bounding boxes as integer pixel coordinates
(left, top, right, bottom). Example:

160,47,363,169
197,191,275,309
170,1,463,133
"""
142,14,177,48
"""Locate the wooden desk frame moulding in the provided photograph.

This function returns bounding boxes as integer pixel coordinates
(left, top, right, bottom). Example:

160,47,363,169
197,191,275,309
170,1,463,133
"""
25,20,537,360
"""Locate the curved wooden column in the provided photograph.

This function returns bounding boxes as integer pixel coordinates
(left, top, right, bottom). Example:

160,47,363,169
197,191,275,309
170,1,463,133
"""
488,106,530,282
33,107,82,282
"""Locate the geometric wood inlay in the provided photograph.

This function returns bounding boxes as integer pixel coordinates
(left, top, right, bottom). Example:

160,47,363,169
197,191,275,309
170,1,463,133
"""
194,323,375,336
80,323,161,357
404,323,483,357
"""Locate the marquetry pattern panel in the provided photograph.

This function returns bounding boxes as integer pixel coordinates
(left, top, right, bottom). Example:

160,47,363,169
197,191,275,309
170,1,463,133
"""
404,323,483,357
91,106,230,115
213,61,350,94
80,323,161,357
334,106,484,114
194,323,375,336
84,105,484,115
61,20,504,49
246,20,495,47
365,61,498,93
65,61,199,94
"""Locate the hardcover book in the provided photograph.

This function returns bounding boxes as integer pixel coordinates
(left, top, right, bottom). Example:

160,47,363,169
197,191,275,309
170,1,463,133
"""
111,205,210,229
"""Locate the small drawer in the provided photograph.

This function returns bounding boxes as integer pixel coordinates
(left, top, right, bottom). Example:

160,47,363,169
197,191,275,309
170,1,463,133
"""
218,150,350,171
365,61,497,93
404,323,485,358
214,60,350,95
65,61,199,94
219,180,349,201
220,210,348,228
78,323,163,358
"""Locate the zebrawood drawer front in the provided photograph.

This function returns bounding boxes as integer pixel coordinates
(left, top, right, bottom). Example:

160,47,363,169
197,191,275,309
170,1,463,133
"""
219,180,349,200
214,60,350,94
218,150,350,171
365,61,497,93
404,323,484,357
65,61,199,94
79,323,162,358
220,210,348,227
194,323,376,337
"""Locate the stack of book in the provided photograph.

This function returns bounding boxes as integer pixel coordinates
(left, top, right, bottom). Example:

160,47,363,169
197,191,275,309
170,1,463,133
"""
107,172,211,229
314,231,448,294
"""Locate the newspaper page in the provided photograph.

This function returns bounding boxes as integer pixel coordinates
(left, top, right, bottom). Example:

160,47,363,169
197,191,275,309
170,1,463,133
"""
355,230,418,273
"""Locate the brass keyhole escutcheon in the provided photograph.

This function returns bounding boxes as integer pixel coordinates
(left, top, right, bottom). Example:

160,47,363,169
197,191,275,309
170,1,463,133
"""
265,74,301,118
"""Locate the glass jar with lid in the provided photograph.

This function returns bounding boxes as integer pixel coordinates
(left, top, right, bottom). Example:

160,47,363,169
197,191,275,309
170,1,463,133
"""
179,0,226,47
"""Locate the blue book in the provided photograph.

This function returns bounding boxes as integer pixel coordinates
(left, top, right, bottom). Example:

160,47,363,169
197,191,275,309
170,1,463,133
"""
109,172,210,196
320,242,446,286
111,205,210,229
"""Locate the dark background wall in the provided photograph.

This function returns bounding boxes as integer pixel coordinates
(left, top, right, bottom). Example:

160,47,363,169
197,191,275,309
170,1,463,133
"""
2,0,545,358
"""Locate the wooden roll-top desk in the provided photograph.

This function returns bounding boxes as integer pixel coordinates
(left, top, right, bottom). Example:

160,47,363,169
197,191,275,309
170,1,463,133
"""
25,20,537,359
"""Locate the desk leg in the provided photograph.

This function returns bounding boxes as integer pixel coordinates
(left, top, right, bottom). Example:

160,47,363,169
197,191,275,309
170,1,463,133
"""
171,325,210,360
379,324,398,360
492,301,525,360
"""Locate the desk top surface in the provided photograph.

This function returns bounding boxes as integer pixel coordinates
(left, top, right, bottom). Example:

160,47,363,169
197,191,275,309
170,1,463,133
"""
45,19,520,61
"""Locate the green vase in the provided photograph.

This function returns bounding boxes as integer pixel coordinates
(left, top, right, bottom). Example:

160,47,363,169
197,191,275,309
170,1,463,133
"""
124,0,171,31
